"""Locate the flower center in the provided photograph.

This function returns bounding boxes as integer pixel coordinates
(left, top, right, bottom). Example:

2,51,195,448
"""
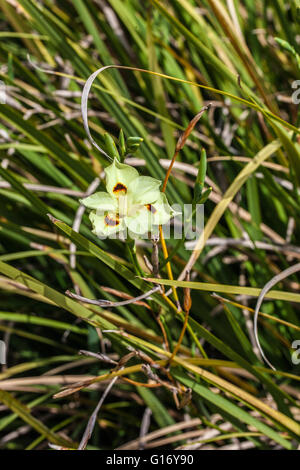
113,182,127,196
104,214,120,227
145,203,157,214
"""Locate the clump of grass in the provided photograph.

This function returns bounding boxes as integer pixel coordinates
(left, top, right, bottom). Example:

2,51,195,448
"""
0,0,299,450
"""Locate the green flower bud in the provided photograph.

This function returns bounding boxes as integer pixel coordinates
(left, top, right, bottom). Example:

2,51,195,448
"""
127,136,143,153
118,129,126,160
197,186,212,204
104,133,121,161
193,148,207,204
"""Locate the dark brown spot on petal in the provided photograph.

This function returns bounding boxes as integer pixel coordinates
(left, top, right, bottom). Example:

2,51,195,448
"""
145,204,157,214
113,182,127,195
104,214,120,227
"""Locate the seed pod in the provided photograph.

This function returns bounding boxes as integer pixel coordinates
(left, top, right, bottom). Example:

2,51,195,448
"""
178,387,192,409
183,270,192,312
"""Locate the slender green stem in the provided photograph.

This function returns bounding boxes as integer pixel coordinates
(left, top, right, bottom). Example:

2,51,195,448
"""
126,237,143,276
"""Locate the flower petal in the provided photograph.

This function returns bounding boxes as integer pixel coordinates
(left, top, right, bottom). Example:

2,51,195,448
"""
125,193,179,236
89,210,125,237
127,175,161,205
105,158,139,197
151,193,180,225
125,207,152,236
80,192,117,211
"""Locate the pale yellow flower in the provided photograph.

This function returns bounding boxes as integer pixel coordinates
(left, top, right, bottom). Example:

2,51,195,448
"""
81,158,177,237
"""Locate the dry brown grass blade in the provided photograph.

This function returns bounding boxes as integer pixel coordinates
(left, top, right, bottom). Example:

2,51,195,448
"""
117,417,202,450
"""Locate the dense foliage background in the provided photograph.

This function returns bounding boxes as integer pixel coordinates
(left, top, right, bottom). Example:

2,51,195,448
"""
0,0,299,450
